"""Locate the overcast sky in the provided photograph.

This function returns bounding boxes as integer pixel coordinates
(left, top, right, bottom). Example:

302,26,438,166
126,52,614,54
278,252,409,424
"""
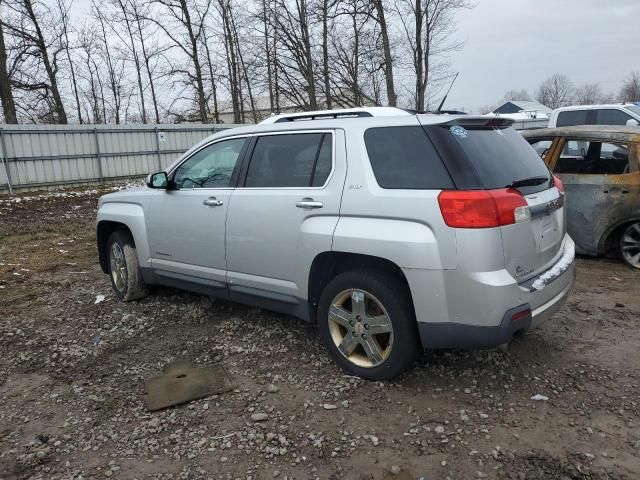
446,0,640,112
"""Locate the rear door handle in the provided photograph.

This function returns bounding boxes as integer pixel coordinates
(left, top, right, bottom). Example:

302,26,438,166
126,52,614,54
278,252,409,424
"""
296,198,323,209
203,197,223,207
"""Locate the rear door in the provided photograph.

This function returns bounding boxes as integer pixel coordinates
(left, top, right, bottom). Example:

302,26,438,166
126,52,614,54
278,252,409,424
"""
550,137,639,254
225,130,346,307
423,121,565,281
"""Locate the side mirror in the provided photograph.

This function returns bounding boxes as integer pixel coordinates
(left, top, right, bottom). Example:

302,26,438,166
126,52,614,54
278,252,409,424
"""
147,171,170,189
626,118,639,127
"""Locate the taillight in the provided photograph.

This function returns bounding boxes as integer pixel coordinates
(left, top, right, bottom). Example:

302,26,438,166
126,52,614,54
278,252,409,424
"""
553,175,564,194
438,188,529,228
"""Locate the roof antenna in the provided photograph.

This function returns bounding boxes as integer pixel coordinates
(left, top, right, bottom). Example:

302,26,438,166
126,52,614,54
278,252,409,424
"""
436,72,459,113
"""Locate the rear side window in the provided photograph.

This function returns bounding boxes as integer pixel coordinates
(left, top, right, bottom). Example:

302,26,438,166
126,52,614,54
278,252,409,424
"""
245,133,332,188
364,126,454,189
596,109,633,125
433,125,551,194
557,110,587,127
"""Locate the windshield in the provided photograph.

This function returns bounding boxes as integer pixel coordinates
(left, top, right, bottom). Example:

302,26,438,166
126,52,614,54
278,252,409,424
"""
440,125,552,194
624,105,640,117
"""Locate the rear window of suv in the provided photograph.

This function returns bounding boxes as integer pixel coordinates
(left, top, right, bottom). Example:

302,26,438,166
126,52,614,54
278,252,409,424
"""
364,126,454,189
426,124,552,194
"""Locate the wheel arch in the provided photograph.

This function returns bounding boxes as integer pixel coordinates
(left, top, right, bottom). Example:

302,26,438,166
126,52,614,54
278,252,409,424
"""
97,221,134,273
599,216,640,257
307,251,414,323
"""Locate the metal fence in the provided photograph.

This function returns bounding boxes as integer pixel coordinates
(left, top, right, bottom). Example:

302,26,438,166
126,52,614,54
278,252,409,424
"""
0,123,239,194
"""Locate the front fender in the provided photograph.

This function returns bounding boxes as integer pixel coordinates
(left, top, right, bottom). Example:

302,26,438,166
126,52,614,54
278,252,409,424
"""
97,202,151,269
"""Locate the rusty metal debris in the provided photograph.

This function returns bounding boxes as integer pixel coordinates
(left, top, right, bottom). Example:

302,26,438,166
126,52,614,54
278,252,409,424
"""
144,361,234,411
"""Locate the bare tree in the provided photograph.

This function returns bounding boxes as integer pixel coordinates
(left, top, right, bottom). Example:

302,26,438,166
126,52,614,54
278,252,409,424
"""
0,19,18,123
270,0,318,110
397,0,470,111
535,73,574,109
149,0,211,122
56,0,82,123
620,71,640,103
502,89,531,102
574,82,604,105
3,0,68,123
370,0,395,106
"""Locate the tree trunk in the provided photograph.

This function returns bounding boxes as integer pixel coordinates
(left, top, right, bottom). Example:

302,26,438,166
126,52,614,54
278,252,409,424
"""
180,0,207,122
299,0,317,109
262,0,274,112
116,0,147,124
203,38,220,123
322,0,331,109
134,12,160,123
24,0,67,123
414,0,423,111
0,22,17,124
371,0,396,106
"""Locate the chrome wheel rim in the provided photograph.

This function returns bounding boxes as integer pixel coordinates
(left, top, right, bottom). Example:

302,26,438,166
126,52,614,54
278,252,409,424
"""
621,222,640,268
328,289,394,368
109,242,127,292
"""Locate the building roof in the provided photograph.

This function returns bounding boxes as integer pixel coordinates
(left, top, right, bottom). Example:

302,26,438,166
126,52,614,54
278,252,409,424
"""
494,100,552,115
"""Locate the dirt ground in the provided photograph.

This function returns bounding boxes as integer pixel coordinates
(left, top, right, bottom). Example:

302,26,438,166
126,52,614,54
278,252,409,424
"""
1,186,639,480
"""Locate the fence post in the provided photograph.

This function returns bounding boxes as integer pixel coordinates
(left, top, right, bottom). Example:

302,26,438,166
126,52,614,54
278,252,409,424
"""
154,126,162,170
94,128,104,182
0,127,13,195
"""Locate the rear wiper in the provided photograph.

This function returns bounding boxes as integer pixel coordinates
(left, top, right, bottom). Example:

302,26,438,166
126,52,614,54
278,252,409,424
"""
506,176,549,189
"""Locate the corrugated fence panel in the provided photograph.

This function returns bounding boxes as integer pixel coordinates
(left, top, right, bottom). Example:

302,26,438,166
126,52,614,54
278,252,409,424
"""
0,124,239,193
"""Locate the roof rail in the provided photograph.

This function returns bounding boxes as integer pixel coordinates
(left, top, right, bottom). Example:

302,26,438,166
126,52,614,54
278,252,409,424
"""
259,107,411,124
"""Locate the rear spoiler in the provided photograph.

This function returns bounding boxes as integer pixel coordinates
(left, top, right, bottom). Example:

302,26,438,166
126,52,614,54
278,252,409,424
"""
439,117,515,128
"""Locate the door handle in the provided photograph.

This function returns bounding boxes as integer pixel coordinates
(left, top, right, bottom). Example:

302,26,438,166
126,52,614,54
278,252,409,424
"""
203,197,224,207
296,197,324,209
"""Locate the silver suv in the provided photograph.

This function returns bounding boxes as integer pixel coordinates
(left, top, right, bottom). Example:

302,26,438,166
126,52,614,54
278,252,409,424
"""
97,107,576,380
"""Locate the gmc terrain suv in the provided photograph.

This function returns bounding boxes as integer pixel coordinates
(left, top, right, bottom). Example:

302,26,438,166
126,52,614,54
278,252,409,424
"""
97,107,576,380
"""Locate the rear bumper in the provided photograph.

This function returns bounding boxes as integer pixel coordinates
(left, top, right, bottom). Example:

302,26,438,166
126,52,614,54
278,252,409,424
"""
407,235,576,349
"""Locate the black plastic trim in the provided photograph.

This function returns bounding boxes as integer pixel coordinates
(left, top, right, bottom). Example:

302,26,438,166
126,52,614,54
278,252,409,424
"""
418,304,532,349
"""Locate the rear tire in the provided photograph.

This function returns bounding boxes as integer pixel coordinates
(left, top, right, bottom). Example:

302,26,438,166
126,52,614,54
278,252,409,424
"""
317,269,419,380
107,230,149,301
620,221,640,269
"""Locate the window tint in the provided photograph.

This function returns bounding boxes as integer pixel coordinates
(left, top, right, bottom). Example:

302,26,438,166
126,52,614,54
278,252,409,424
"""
245,133,332,188
364,126,453,189
555,140,629,175
556,110,588,127
442,125,551,194
173,137,246,189
596,109,633,125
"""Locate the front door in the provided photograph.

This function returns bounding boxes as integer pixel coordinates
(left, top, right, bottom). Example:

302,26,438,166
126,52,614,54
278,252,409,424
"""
225,130,346,309
147,136,248,292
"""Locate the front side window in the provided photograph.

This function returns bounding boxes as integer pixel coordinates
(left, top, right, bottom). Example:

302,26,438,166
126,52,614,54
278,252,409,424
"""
173,138,246,189
556,139,629,175
596,109,633,125
245,133,332,188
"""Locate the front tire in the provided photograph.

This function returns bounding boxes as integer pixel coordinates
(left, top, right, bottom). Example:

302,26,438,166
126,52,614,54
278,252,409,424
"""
317,269,419,380
107,230,149,301
620,221,640,269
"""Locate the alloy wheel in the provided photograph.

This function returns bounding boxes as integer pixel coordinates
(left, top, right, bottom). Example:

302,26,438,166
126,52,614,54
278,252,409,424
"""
621,222,640,268
327,289,394,368
109,242,127,291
